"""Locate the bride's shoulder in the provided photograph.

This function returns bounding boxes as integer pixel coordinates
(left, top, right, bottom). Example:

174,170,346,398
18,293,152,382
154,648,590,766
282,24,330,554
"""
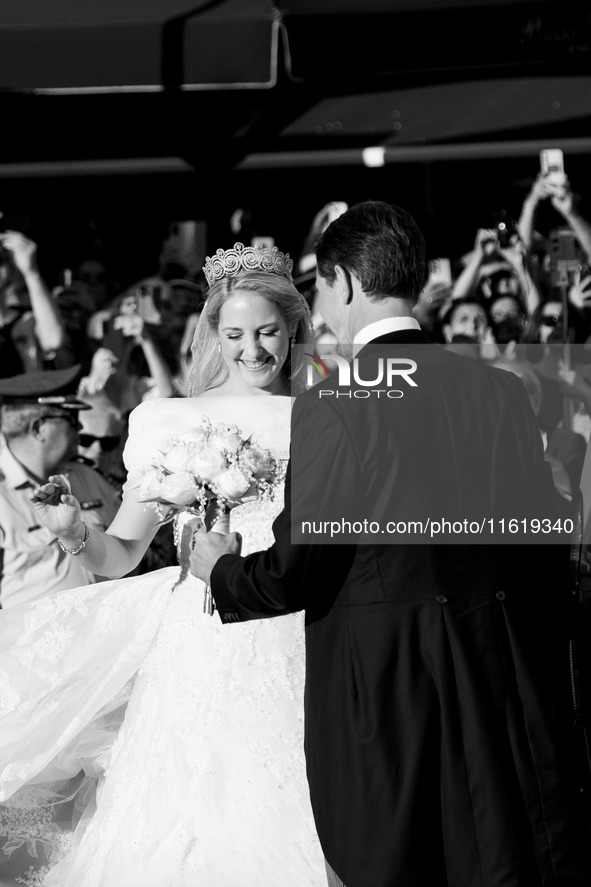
123,398,189,472
126,397,185,431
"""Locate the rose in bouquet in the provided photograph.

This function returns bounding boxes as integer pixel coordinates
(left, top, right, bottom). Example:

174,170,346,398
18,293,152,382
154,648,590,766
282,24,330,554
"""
138,416,281,529
138,417,281,615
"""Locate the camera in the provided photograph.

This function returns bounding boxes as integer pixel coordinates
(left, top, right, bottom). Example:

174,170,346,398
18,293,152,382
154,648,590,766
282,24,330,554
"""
549,228,581,287
496,219,519,249
550,229,578,263
487,210,520,251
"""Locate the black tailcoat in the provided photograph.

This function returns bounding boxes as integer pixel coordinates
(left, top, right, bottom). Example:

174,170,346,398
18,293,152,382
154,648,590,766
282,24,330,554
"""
212,330,591,886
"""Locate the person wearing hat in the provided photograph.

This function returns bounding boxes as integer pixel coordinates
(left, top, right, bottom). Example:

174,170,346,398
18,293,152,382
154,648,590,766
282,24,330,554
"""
0,365,120,608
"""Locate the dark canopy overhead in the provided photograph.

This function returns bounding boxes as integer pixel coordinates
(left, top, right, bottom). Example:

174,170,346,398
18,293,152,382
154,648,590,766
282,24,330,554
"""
0,0,590,174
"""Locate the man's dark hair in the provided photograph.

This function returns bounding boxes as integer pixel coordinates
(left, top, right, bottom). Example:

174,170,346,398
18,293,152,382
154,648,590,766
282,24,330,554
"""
314,200,429,305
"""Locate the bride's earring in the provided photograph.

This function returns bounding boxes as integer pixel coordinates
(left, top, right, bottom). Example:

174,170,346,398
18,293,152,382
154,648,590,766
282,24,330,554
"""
217,341,222,353
290,332,296,347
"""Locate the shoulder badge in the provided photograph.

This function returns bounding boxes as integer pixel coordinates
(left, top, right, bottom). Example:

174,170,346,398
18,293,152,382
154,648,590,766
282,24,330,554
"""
80,499,104,510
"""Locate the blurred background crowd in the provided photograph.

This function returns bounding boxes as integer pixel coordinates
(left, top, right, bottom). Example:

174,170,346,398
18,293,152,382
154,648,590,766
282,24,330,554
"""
2,155,591,599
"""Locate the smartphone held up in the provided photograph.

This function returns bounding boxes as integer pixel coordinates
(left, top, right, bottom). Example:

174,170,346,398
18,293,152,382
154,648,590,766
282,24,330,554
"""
540,148,566,187
136,284,161,324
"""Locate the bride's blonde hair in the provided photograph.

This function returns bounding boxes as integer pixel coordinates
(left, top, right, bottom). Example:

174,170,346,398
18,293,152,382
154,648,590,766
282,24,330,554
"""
187,271,314,397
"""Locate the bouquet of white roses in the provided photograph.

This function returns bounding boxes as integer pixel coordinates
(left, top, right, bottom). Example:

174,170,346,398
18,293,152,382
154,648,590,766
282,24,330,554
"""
138,415,279,528
138,417,280,615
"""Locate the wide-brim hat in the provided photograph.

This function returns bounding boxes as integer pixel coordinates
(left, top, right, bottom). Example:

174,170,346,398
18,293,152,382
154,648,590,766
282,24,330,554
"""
0,365,91,410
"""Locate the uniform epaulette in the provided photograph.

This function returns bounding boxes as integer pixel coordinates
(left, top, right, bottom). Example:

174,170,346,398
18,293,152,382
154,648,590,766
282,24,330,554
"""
70,455,95,467
69,457,123,496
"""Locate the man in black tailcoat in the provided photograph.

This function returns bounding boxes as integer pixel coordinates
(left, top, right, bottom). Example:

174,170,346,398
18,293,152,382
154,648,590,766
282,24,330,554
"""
191,200,591,887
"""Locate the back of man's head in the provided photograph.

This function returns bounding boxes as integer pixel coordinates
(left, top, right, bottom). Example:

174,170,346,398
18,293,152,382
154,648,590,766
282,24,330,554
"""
314,200,428,304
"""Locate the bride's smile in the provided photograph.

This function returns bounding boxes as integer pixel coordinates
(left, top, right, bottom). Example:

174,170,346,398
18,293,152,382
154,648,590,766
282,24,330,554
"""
0,242,327,887
218,291,291,395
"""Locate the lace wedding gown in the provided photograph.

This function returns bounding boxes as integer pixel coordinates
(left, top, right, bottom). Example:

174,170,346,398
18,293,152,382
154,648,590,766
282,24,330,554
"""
0,396,325,887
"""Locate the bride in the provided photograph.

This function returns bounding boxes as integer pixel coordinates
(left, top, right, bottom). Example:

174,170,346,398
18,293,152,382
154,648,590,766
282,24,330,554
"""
0,243,326,886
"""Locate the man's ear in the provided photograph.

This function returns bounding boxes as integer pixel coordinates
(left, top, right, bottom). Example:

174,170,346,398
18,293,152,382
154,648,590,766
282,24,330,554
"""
30,418,45,440
334,265,353,305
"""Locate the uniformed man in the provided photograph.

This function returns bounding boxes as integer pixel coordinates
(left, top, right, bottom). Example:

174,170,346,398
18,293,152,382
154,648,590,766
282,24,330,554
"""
0,365,120,607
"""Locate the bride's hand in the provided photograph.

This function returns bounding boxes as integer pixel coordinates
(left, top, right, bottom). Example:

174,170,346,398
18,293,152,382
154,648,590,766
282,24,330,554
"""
31,474,84,537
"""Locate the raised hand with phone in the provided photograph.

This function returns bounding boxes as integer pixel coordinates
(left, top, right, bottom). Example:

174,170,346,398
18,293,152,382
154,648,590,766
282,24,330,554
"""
538,149,574,216
519,149,591,265
103,284,159,358
451,220,538,314
99,283,175,407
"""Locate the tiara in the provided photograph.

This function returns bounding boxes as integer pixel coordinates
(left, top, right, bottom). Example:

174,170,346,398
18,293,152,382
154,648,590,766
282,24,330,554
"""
203,242,294,287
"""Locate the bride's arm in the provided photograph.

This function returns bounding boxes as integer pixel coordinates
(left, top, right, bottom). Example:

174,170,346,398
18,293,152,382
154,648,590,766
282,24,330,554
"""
32,476,162,579
191,395,358,617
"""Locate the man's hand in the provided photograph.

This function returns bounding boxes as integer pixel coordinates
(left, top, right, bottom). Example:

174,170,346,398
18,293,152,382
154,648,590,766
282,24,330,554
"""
0,230,39,278
189,525,242,586
568,270,591,311
473,228,500,259
527,172,549,205
78,347,119,395
310,201,349,236
113,313,145,342
558,363,591,401
547,180,575,217
31,474,85,540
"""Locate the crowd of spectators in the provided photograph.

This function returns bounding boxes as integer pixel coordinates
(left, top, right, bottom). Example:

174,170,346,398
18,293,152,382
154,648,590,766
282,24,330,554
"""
2,159,591,602
0,220,207,602
411,169,591,498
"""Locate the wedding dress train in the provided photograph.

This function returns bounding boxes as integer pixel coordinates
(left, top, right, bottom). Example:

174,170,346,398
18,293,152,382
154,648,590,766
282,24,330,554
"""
0,396,325,886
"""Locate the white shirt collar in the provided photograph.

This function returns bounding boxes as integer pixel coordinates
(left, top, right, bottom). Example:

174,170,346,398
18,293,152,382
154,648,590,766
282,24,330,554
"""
354,316,421,346
0,444,70,491
0,445,32,490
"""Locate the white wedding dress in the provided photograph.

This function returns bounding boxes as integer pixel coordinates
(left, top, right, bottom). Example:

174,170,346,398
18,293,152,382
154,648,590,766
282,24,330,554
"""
0,396,325,887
